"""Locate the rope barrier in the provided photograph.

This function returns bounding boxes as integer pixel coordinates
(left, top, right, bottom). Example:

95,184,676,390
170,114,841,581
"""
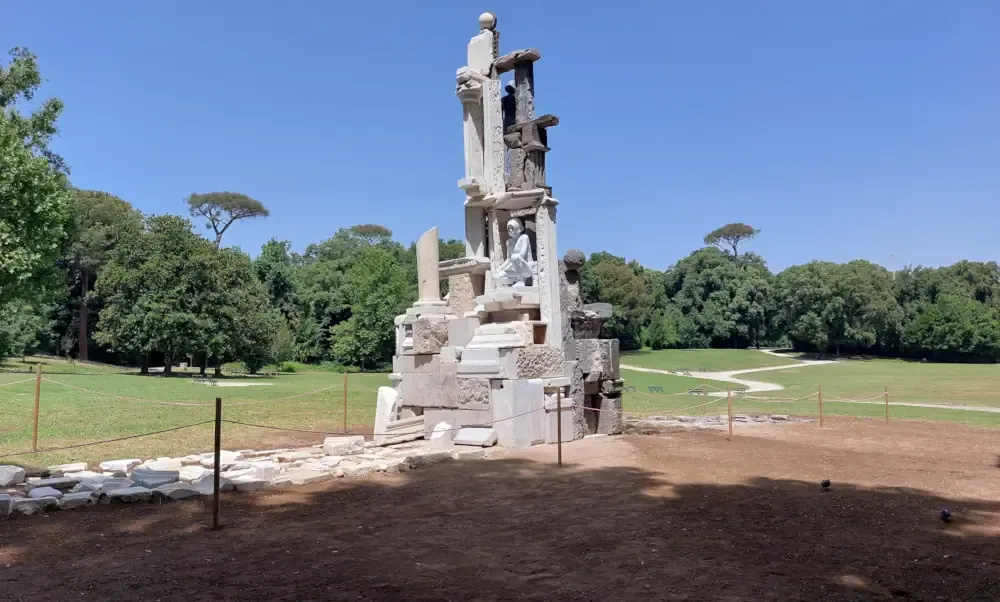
0,378,35,388
0,420,215,460
39,378,344,407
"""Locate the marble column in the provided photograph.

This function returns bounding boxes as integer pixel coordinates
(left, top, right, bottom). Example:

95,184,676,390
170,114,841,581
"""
415,227,444,306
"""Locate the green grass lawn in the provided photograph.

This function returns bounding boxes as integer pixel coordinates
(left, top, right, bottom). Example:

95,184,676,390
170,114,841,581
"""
620,368,734,416
751,358,1000,406
0,360,387,469
620,348,799,372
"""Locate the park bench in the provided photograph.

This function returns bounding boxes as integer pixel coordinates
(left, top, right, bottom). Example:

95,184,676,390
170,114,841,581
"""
681,370,692,377
687,386,705,395
623,386,637,393
648,386,664,393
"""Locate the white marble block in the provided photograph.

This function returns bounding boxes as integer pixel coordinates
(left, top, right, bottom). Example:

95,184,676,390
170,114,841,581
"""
373,386,400,446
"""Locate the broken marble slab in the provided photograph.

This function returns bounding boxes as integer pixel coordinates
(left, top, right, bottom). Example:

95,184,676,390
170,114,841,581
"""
152,483,201,501
106,486,152,503
452,427,498,447
28,486,63,500
59,491,98,510
130,468,180,489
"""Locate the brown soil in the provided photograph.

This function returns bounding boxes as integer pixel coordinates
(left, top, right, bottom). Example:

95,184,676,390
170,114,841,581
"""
2,417,1000,601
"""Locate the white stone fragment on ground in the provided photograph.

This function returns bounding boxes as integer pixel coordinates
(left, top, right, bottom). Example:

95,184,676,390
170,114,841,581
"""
25,477,79,491
180,455,204,465
429,422,455,451
771,414,789,421
142,458,182,472
64,470,104,480
199,450,243,468
0,493,12,516
231,476,269,492
452,427,498,448
405,450,453,469
323,436,365,456
130,468,180,489
13,496,59,515
269,469,332,488
373,458,406,474
584,433,608,439
70,476,124,493
106,486,152,503
0,465,26,487
179,465,210,482
340,462,379,477
59,491,97,510
152,483,200,501
241,448,290,459
47,462,88,477
28,486,63,499
373,386,400,446
191,473,233,495
274,451,316,462
452,447,486,460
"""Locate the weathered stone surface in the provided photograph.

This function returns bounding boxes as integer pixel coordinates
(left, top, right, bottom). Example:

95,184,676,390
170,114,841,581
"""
341,462,379,477
412,316,450,354
452,427,498,447
191,473,233,495
378,415,426,446
596,394,624,435
25,477,79,491
13,496,59,515
28,486,63,499
0,493,12,516
771,414,789,421
64,470,103,481
269,469,332,488
59,491,97,510
107,486,152,503
323,436,365,456
373,458,406,474
452,447,487,460
199,450,243,468
563,249,585,271
576,338,620,378
179,465,210,482
153,483,200,501
373,386,400,446
231,477,269,492
399,371,458,408
47,462,88,476
405,450,453,469
456,377,491,410
448,274,480,317
515,345,564,378
0,465,25,487
429,422,455,451
142,458,182,472
130,468,180,489
71,476,130,494
494,48,541,74
274,450,316,462
600,378,624,394
392,354,440,374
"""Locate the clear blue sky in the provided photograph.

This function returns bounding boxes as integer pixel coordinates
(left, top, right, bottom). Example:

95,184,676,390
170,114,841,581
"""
4,1,997,272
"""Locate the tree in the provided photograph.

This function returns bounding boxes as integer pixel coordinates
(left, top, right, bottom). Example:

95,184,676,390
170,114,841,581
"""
0,47,72,303
583,257,649,350
61,190,142,360
703,223,761,262
185,192,269,248
350,224,394,247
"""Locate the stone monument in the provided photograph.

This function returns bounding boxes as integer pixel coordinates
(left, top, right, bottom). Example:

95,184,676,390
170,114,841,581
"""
373,12,623,449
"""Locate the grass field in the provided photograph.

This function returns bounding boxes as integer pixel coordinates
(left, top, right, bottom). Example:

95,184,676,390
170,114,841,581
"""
621,348,798,372
0,359,385,468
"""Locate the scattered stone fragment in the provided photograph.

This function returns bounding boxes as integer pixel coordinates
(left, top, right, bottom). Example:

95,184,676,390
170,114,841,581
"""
199,450,243,468
25,477,79,492
179,465,210,482
584,433,608,439
0,493,12,516
106,486,152,503
341,462,379,477
191,473,233,495
143,458,182,472
28,487,63,500
241,448,290,459
63,470,104,480
13,497,59,515
130,468,180,489
230,477,269,492
0,465,26,487
59,492,97,510
373,458,406,474
323,436,365,456
269,469,332,488
152,483,200,501
452,427,497,447
429,422,455,451
405,450,453,469
274,451,316,462
452,448,486,460
47,462,88,477
771,414,789,421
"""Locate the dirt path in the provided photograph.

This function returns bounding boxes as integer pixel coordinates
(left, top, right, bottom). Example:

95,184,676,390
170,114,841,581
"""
3,420,999,600
620,354,834,393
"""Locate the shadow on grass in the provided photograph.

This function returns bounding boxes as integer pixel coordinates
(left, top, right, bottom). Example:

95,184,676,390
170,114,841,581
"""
2,445,999,600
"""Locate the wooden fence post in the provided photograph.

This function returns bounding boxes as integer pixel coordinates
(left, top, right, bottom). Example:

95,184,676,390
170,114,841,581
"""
32,363,42,452
212,397,223,530
818,384,824,428
343,372,348,433
702,381,707,415
727,383,733,440
884,385,889,423
556,387,563,468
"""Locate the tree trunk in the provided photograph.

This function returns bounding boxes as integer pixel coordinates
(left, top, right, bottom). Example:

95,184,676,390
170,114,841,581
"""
164,356,172,376
78,267,89,361
214,363,223,377
200,355,207,376
140,355,149,375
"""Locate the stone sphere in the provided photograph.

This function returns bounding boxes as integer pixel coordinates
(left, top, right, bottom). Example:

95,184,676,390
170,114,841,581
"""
478,12,497,31
563,249,586,270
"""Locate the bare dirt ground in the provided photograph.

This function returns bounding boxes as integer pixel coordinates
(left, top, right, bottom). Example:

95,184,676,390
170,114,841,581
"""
3,418,1000,601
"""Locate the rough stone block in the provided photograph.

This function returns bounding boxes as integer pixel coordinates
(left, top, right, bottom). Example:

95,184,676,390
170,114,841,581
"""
199,450,243,468
492,379,543,449
107,486,153,503
373,386,400,446
457,378,491,410
269,469,332,488
448,274,481,317
597,393,624,435
577,339,620,378
584,380,599,395
601,378,625,394
399,371,458,408
429,422,455,451
231,477,269,492
516,345,565,379
452,448,487,460
392,354,440,373
456,347,519,378
452,428,498,447
13,496,59,515
412,316,450,354
28,486,63,499
25,477,79,492
191,473,233,495
179,465,210,482
323,436,365,456
421,409,491,438
274,450,315,462
448,317,481,349
0,465,25,487
152,483,201,501
544,402,577,444
130,469,180,489
405,450,453,469
47,462,88,476
0,493,12,517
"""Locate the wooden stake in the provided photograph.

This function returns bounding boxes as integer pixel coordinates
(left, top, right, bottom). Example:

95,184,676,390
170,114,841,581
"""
884,385,889,423
702,381,707,415
556,387,563,468
818,384,824,428
343,372,348,433
212,397,222,530
32,363,41,452
727,383,733,440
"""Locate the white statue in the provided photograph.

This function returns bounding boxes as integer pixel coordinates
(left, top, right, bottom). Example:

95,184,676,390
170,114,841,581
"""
495,218,534,286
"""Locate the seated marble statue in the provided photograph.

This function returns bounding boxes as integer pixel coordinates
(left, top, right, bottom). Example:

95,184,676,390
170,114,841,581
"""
495,218,534,287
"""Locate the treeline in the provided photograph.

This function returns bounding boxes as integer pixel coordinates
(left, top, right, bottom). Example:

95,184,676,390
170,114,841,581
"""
4,47,999,370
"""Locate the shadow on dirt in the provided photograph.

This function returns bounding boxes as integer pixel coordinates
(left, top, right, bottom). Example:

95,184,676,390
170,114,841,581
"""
3,438,1000,601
